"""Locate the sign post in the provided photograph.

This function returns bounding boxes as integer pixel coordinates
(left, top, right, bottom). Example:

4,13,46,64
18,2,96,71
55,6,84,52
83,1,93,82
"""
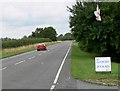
95,57,111,73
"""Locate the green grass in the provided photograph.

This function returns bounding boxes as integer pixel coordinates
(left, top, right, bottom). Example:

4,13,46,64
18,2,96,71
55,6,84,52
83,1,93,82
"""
71,42,119,85
0,41,60,59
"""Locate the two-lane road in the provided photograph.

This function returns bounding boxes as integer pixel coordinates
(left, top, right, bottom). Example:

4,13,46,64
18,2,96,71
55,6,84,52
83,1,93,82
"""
1,41,118,91
2,41,72,89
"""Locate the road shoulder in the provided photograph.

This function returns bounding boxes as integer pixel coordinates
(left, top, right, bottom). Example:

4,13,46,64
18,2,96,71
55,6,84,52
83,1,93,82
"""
54,47,77,90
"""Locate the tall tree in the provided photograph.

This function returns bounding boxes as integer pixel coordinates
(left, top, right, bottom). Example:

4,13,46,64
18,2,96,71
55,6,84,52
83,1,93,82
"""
42,27,57,41
68,1,120,63
30,26,57,41
63,33,73,40
57,34,64,40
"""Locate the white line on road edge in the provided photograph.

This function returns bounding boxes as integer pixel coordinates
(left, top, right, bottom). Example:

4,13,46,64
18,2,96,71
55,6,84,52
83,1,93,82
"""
50,85,55,91
31,56,36,59
50,43,71,90
14,60,25,65
0,67,7,71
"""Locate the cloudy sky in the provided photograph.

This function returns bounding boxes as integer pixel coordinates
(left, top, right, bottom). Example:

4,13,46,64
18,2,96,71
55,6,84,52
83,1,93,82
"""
0,0,76,38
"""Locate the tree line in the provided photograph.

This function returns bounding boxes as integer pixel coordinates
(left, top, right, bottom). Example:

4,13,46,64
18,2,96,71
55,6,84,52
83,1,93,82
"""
28,26,57,41
68,1,120,63
2,38,51,49
57,33,73,41
28,26,73,41
1,26,73,49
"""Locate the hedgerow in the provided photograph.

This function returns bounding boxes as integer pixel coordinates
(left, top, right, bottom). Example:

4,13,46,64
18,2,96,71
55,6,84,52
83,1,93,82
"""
2,38,51,49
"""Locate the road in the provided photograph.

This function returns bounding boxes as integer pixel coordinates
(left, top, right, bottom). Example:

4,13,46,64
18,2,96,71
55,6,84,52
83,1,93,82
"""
2,41,71,90
1,41,118,91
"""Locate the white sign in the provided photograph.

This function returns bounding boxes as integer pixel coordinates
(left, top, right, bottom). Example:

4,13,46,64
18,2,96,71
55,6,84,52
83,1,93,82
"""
95,57,111,72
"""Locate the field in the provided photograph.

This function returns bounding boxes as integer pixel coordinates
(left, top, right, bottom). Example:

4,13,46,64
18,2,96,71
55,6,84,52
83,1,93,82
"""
71,42,119,86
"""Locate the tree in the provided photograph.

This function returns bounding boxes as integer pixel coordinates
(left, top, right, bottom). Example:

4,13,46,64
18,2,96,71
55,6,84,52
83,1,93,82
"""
57,34,64,40
42,27,57,41
22,35,27,39
68,1,120,63
30,26,57,41
57,33,73,41
31,28,44,38
63,33,73,40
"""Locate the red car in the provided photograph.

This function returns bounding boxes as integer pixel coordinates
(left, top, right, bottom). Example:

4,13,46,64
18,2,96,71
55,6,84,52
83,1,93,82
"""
36,43,47,51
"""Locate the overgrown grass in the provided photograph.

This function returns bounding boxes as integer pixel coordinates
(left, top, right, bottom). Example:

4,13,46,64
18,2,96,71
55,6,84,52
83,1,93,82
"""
0,41,59,59
71,42,119,85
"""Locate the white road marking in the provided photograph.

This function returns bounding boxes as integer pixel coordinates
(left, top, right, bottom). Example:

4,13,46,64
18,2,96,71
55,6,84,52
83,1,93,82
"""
28,57,32,59
31,56,35,59
14,60,25,65
0,67,7,71
43,51,46,53
41,62,44,64
39,54,41,56
28,56,36,59
50,85,55,90
50,43,71,90
69,76,71,80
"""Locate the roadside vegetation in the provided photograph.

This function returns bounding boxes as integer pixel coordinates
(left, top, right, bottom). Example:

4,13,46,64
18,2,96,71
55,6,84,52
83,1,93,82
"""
1,26,59,58
72,42,119,86
1,25,72,58
68,2,120,63
2,38,51,49
57,33,73,41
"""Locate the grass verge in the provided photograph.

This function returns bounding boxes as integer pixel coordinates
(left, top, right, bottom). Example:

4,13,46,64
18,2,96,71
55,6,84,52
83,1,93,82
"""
71,42,119,86
0,41,60,59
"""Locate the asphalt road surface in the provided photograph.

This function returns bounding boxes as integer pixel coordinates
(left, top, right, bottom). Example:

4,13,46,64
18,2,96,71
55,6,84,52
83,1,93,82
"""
1,41,118,91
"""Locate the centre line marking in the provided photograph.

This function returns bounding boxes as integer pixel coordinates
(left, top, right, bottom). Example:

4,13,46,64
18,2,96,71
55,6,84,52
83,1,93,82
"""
28,56,35,59
28,57,33,59
0,67,7,71
39,54,41,56
14,60,25,65
43,51,46,53
41,62,44,64
50,43,71,90
31,56,35,59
